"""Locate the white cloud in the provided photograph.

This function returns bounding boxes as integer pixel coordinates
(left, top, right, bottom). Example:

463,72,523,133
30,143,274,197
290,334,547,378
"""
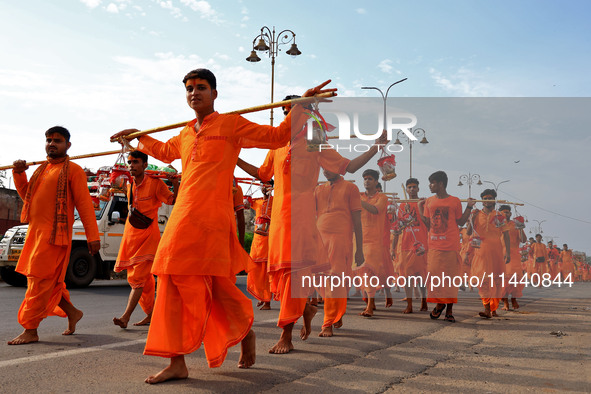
158,0,185,20
378,59,392,74
429,67,496,96
80,0,101,8
180,0,217,21
356,8,367,14
106,3,119,13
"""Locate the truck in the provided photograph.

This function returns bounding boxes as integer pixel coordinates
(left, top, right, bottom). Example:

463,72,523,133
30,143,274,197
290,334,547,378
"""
0,191,172,288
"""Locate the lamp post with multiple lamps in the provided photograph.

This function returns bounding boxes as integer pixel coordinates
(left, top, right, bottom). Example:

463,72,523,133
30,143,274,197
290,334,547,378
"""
246,26,301,126
393,128,428,178
458,173,482,198
483,179,510,192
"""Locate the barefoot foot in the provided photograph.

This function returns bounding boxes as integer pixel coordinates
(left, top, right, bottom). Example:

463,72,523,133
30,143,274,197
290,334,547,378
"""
113,316,129,329
333,318,343,329
300,304,317,340
259,302,271,310
238,330,256,368
7,329,39,345
145,356,188,384
63,309,83,335
133,314,152,326
318,325,333,337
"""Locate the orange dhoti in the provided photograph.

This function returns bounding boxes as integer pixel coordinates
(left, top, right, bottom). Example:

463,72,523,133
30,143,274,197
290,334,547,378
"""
144,274,253,368
125,262,156,315
426,250,461,304
18,245,71,329
269,268,310,328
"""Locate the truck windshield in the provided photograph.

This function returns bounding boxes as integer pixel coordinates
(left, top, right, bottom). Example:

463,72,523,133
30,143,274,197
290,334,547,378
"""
74,200,108,221
0,228,16,244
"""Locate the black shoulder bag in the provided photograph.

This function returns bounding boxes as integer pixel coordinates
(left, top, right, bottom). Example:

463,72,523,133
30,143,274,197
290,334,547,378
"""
128,181,154,229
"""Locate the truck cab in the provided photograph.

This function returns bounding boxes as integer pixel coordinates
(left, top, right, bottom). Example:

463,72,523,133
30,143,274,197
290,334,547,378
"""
0,192,172,288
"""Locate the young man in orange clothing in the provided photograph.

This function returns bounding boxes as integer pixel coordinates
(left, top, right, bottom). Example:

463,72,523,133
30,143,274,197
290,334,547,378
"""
531,234,549,276
112,69,333,383
392,178,429,314
418,171,474,323
247,182,273,310
467,191,511,318
113,150,178,328
498,205,526,311
9,126,100,345
315,168,364,336
358,169,390,317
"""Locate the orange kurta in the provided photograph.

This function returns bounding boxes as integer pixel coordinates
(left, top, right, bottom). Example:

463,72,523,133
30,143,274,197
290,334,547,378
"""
397,202,429,280
358,192,389,297
138,109,301,366
531,242,549,275
258,133,350,327
502,220,524,298
548,247,560,278
315,176,361,327
459,228,473,277
115,176,173,314
247,196,273,302
470,209,509,311
560,250,574,279
423,196,463,303
13,160,99,329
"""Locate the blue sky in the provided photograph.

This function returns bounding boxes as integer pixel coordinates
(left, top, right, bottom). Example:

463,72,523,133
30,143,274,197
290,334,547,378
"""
1,0,590,255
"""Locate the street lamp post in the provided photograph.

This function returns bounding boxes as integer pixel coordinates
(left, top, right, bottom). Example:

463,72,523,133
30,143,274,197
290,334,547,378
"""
393,128,428,178
483,179,510,192
361,78,407,136
246,26,301,125
457,173,482,198
530,219,547,235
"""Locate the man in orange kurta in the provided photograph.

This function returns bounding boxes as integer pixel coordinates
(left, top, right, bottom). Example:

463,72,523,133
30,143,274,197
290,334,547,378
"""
531,234,549,276
247,184,273,310
466,191,511,319
237,95,386,354
559,244,575,281
315,169,363,336
112,69,331,383
8,126,100,345
418,171,474,323
113,150,177,329
498,205,526,311
392,178,429,314
358,169,390,317
547,241,560,278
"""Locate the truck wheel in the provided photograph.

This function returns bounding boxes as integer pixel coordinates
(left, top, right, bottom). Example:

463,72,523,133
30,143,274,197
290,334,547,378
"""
65,247,96,288
0,266,27,287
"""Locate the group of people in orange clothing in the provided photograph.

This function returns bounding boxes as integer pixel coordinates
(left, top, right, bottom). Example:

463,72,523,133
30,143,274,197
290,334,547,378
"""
7,68,589,385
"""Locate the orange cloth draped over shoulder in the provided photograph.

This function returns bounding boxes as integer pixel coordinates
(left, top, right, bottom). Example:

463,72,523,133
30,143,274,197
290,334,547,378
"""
502,220,524,298
397,202,429,280
315,176,361,327
258,131,350,328
138,109,301,367
115,176,173,314
247,196,273,302
357,192,389,297
470,209,509,310
13,159,99,330
423,196,463,304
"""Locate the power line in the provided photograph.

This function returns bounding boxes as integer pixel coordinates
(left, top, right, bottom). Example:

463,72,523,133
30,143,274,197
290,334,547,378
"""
498,190,591,225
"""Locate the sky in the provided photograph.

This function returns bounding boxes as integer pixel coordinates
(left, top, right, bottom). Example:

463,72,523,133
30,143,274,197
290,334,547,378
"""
0,0,590,254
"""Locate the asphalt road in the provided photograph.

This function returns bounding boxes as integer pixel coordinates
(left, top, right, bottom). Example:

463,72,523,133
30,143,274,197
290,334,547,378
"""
0,278,589,393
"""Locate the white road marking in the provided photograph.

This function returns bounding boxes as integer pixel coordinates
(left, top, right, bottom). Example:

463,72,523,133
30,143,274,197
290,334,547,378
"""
0,317,289,368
